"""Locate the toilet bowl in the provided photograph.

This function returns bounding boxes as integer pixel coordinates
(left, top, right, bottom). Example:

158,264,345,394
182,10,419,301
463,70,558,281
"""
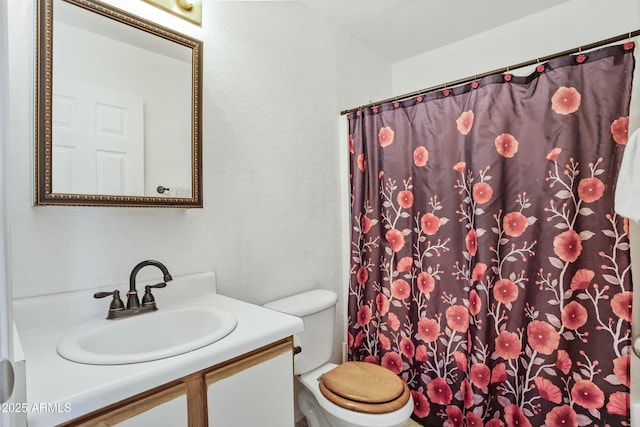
263,290,414,427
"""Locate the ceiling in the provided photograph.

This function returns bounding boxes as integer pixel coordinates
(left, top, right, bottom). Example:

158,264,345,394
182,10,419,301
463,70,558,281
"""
296,0,570,62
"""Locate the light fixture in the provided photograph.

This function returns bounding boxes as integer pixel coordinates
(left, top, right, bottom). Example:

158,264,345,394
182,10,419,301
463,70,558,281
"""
143,0,202,25
177,0,202,11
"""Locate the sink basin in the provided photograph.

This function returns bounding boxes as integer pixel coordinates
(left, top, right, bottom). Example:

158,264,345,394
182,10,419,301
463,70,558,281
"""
57,305,237,365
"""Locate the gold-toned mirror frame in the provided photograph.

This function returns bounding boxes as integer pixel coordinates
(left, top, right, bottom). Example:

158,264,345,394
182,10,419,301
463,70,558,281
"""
35,0,203,208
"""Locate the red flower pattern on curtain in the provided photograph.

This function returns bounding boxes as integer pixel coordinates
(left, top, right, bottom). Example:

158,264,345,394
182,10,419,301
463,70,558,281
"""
347,43,635,427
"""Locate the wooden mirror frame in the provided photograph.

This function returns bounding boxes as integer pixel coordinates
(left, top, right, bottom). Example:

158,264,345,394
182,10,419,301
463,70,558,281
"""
35,0,203,208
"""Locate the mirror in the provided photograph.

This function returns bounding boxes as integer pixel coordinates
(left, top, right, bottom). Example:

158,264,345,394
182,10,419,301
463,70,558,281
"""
36,0,203,207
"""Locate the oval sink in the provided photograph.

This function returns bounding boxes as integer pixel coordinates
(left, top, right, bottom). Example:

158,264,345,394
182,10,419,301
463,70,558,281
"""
57,305,237,365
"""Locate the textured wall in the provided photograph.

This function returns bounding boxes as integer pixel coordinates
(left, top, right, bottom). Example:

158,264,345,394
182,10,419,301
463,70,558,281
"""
392,0,640,95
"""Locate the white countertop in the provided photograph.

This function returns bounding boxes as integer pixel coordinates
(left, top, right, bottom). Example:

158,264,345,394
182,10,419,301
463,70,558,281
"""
13,273,303,427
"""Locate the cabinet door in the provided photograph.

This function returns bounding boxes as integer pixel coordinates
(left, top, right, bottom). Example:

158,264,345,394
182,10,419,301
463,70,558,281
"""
61,383,188,427
206,341,294,427
109,395,188,427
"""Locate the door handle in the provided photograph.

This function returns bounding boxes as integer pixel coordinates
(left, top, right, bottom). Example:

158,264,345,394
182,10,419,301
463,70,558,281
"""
0,359,14,404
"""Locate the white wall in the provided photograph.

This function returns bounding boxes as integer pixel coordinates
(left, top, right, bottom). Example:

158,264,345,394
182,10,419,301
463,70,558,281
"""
200,2,395,363
6,0,391,370
393,0,640,95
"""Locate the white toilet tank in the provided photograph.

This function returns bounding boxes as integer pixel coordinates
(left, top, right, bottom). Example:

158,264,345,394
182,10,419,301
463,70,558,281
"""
263,290,338,375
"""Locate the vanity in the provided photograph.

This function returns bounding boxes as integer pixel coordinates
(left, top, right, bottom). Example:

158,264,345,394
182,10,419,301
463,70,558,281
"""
12,272,304,427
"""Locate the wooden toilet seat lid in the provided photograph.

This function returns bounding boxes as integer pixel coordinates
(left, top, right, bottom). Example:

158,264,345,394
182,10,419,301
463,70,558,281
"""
319,361,410,414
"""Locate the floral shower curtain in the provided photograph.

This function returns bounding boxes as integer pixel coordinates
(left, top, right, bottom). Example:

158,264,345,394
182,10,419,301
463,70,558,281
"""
347,43,635,427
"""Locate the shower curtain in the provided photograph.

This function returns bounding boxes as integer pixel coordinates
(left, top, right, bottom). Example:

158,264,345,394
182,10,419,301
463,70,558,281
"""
347,43,635,427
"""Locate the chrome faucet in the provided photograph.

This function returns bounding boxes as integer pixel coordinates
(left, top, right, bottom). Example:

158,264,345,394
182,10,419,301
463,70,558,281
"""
94,260,173,320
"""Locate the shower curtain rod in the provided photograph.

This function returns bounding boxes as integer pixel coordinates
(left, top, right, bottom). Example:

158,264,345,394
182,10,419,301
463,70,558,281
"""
340,29,640,116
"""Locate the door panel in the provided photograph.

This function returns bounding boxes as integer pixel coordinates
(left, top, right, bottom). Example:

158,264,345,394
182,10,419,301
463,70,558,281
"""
52,78,144,195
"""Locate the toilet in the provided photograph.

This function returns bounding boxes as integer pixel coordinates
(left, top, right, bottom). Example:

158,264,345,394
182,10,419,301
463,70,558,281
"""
264,289,414,427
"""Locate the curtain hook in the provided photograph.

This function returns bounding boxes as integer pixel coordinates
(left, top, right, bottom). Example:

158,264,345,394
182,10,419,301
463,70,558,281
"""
503,66,513,82
623,33,635,51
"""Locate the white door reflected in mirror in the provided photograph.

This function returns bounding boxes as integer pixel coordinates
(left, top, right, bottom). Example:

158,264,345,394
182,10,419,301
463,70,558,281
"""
53,0,192,198
53,79,145,195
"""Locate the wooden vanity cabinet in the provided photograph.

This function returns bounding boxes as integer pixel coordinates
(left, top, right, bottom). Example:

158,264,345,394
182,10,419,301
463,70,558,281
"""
57,337,295,427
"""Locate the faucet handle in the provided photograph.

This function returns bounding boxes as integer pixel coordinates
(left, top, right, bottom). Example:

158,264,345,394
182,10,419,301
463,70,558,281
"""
141,282,166,307
94,290,125,313
94,291,116,299
148,282,167,289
